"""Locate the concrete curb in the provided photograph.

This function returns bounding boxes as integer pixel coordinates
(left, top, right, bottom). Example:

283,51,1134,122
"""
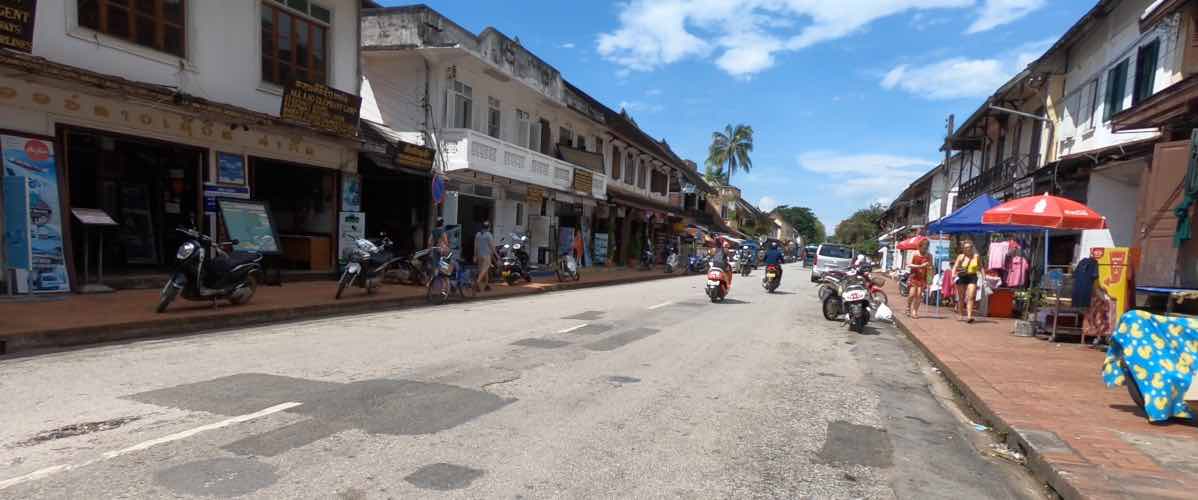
2,270,690,356
889,315,1080,500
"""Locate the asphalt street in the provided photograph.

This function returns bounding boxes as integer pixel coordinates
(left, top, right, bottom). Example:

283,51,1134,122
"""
0,264,1038,499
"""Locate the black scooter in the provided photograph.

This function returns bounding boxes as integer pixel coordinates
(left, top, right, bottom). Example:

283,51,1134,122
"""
500,233,532,285
336,233,401,299
157,227,263,313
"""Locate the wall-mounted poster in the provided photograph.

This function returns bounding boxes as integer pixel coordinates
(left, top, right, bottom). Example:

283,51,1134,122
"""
3,176,31,271
592,233,608,265
217,151,246,185
338,211,365,265
2,134,68,293
341,173,361,212
217,199,281,255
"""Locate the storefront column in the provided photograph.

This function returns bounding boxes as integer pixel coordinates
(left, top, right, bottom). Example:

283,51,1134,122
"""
619,208,632,267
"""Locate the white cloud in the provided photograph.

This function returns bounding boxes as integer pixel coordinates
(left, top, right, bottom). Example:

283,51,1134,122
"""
758,196,779,212
618,100,664,113
560,42,576,49
597,0,974,77
798,151,935,205
879,39,1052,100
967,0,1046,34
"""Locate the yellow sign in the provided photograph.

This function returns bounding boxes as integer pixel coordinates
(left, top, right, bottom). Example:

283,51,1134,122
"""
526,186,544,204
1092,247,1136,318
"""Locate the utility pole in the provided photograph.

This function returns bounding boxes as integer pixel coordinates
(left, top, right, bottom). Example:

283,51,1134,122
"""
941,114,954,219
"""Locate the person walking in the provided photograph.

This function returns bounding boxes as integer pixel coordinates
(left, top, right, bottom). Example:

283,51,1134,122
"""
573,228,585,267
906,239,931,319
951,240,981,323
474,221,494,292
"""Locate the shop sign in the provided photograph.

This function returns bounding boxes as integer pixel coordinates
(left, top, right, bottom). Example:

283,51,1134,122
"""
0,0,35,53
396,141,434,170
573,168,593,194
203,183,250,212
0,76,349,169
526,186,544,204
280,80,361,138
216,151,246,185
2,134,67,292
341,173,361,212
338,211,365,266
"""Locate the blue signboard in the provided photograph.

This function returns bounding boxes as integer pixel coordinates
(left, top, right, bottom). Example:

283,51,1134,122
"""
3,176,31,270
2,135,68,292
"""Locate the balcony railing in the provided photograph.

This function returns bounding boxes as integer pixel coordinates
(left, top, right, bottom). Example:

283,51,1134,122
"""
439,128,606,200
959,153,1039,205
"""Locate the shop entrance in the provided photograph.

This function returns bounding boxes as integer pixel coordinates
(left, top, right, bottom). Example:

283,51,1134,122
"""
456,193,494,262
64,128,203,280
250,157,336,271
360,160,429,256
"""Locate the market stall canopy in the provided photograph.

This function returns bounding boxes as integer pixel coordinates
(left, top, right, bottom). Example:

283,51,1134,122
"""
982,193,1107,230
926,194,1043,234
895,235,926,250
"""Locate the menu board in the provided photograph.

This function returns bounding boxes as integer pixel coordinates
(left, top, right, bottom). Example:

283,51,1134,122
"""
0,1,36,53
217,199,281,255
279,80,361,138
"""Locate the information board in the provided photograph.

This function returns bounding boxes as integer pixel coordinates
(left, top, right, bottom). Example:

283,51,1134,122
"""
279,80,361,138
217,199,281,255
71,208,118,226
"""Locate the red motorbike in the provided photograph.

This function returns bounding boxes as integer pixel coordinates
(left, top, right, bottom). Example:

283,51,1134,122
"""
706,264,732,302
864,270,889,306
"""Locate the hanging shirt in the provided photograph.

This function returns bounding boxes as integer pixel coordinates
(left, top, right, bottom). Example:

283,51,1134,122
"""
988,241,1009,271
1006,256,1030,287
1072,257,1100,308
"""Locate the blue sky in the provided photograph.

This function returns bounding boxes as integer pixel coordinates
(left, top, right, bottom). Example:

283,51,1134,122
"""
381,1,1095,230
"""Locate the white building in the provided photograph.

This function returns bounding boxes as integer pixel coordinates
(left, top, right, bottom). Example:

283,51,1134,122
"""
0,0,368,291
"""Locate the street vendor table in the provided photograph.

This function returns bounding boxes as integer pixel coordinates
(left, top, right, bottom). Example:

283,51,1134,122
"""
1136,286,1198,316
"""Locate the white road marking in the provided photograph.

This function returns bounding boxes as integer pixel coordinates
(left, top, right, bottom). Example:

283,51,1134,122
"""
558,323,589,333
0,401,302,491
648,301,673,310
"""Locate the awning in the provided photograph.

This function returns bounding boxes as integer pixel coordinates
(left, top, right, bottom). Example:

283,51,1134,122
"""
361,121,435,171
608,191,677,216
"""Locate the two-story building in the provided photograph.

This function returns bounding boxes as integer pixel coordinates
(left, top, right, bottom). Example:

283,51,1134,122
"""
0,0,368,293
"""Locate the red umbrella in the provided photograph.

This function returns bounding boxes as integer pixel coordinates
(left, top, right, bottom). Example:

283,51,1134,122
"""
895,235,927,250
981,193,1107,230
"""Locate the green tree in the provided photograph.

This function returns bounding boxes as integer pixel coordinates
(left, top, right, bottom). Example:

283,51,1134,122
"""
774,205,826,244
704,124,753,186
703,164,728,185
833,204,886,255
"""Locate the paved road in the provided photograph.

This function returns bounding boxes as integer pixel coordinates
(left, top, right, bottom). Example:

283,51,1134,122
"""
0,264,1035,499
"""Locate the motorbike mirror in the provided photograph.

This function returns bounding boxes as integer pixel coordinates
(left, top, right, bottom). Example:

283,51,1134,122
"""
230,239,240,245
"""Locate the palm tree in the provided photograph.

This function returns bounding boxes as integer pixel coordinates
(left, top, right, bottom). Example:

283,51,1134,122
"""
703,164,728,185
705,124,753,186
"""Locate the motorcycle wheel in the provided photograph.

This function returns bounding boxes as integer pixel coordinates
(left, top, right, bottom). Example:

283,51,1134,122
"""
556,269,564,282
851,314,867,333
505,274,517,286
1121,359,1146,410
335,271,352,300
742,267,750,277
817,284,835,302
822,295,842,321
427,276,448,305
365,278,378,295
156,279,178,313
230,275,257,305
766,280,779,293
459,277,477,300
573,270,581,281
871,290,889,307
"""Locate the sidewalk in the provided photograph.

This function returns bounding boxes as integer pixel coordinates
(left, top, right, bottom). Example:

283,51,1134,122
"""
885,282,1198,499
0,266,681,355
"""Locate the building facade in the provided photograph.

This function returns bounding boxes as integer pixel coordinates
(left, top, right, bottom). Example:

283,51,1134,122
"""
0,0,367,293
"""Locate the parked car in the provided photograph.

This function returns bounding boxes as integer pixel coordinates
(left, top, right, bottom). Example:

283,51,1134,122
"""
811,243,854,282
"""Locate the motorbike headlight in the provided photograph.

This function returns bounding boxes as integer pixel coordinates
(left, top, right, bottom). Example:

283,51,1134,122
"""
176,241,197,260
513,244,522,250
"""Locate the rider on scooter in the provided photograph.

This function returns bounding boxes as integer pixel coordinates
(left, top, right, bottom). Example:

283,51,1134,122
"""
763,241,784,280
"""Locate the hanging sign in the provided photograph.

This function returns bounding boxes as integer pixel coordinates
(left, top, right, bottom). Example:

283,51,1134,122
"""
0,1,36,53
279,80,362,138
2,134,68,292
396,141,435,170
526,186,544,205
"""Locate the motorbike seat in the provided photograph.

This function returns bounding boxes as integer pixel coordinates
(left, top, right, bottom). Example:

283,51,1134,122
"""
212,252,262,272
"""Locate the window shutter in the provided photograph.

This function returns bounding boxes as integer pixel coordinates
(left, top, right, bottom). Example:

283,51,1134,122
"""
530,120,542,153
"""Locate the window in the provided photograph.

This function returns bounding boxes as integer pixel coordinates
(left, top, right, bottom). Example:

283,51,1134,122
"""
624,152,635,184
515,202,524,227
611,145,622,179
261,0,329,85
487,97,501,139
558,126,573,147
516,109,531,148
575,135,587,151
447,80,472,129
537,119,551,155
78,0,186,57
594,136,603,154
638,162,648,189
1079,80,1098,132
1103,59,1129,122
1134,38,1160,106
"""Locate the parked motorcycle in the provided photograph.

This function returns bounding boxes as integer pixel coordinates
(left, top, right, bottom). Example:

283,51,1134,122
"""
157,226,263,313
335,233,401,299
427,250,476,305
500,233,532,285
555,251,580,282
706,263,731,302
897,269,911,297
664,244,680,274
639,240,654,270
866,271,889,306
762,263,782,292
389,248,431,286
685,254,707,275
821,265,874,333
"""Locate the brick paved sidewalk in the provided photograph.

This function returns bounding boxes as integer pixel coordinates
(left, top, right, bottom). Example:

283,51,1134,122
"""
884,282,1198,499
0,266,681,355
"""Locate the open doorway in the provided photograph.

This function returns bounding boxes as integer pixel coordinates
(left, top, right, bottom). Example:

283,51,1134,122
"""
456,194,493,262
